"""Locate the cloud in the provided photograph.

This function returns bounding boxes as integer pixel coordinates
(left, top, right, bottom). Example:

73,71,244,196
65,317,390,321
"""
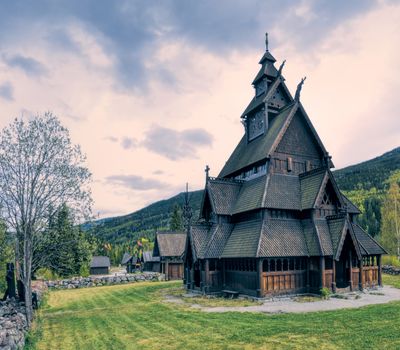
0,1,378,90
104,136,119,143
153,170,164,175
105,174,168,191
121,137,137,149
0,81,14,101
142,125,213,160
2,54,47,77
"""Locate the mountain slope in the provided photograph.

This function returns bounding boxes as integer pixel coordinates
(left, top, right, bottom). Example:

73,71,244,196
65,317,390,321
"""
86,147,400,243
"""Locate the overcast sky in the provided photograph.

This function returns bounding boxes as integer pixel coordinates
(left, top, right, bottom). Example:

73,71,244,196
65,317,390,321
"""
0,0,399,218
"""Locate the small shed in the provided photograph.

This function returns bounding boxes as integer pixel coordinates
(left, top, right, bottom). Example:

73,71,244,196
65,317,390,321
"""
121,253,142,273
90,256,110,275
143,251,160,272
153,231,186,280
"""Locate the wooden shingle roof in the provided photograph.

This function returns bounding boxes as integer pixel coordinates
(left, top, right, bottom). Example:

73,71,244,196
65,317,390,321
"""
219,102,298,178
352,223,387,255
154,232,186,257
221,220,262,258
90,256,110,268
206,178,242,215
258,219,309,257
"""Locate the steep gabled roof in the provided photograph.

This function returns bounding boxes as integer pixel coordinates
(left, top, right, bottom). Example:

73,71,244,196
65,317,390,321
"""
232,175,267,214
189,224,211,261
264,173,300,210
206,178,242,215
121,253,132,265
221,220,262,258
314,219,334,256
352,223,387,255
203,223,234,259
219,102,298,178
302,219,321,256
258,219,309,257
154,232,186,257
300,169,327,209
341,193,361,214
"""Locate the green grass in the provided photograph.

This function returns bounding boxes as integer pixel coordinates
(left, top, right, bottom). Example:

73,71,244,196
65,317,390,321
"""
383,273,400,289
26,275,400,350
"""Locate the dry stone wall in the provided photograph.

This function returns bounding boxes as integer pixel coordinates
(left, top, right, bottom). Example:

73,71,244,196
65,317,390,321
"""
383,265,400,275
0,299,28,350
45,272,165,289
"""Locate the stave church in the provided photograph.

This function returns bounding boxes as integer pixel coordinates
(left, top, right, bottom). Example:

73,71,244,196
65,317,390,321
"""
183,34,386,297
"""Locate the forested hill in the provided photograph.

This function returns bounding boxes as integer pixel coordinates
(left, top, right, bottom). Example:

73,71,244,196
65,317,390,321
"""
334,147,400,191
86,147,400,244
85,190,203,245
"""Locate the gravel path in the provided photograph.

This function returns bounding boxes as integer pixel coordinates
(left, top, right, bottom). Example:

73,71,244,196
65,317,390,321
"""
199,286,400,314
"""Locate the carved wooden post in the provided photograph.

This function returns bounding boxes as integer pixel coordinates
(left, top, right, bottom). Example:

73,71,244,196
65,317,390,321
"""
358,257,364,290
306,258,310,292
204,259,210,293
348,250,353,291
190,265,195,289
320,256,325,290
257,259,263,298
377,255,382,287
222,259,226,288
165,260,169,281
331,259,336,292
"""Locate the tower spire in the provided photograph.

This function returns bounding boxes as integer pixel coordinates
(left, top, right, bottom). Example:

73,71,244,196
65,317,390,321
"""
265,32,269,51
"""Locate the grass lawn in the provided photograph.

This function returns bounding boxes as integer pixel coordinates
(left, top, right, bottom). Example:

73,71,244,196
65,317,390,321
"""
27,275,400,350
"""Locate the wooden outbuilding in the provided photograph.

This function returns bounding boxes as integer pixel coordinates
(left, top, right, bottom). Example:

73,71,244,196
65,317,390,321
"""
184,34,387,297
90,256,110,275
143,251,160,272
153,232,186,280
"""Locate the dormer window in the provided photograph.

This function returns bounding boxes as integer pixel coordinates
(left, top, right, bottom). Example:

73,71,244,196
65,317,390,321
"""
255,79,267,96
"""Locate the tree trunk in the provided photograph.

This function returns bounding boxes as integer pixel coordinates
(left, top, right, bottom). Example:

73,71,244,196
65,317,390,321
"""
23,236,33,326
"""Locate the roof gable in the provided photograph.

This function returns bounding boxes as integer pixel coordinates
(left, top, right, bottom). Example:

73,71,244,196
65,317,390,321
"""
154,232,187,257
219,103,297,178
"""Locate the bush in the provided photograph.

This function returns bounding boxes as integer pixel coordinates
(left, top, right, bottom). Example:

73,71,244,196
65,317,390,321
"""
382,255,400,267
35,268,60,281
320,287,331,299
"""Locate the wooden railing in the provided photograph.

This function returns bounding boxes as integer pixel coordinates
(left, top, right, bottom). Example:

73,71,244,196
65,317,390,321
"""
261,270,306,295
363,266,378,287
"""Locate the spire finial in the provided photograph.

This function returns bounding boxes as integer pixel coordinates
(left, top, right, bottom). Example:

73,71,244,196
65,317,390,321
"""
265,32,269,51
205,165,210,180
294,76,306,102
183,182,192,228
277,60,286,77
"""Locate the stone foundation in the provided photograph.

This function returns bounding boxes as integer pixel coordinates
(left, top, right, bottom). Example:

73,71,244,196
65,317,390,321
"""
45,272,165,289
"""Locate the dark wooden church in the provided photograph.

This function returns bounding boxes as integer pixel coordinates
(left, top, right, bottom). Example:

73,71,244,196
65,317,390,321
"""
184,34,386,297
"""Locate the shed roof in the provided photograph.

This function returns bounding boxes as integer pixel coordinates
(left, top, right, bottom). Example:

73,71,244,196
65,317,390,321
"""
90,256,110,268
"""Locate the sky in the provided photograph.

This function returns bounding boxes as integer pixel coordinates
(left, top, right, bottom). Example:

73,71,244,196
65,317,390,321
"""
0,0,399,218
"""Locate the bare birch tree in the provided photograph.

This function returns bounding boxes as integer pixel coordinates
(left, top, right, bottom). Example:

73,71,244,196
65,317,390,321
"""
0,113,92,324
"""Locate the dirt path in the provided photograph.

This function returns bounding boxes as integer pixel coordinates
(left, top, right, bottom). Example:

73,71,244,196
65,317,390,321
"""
199,286,400,314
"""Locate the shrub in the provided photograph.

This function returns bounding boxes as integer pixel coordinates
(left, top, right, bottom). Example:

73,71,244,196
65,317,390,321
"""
320,287,331,299
382,255,400,267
